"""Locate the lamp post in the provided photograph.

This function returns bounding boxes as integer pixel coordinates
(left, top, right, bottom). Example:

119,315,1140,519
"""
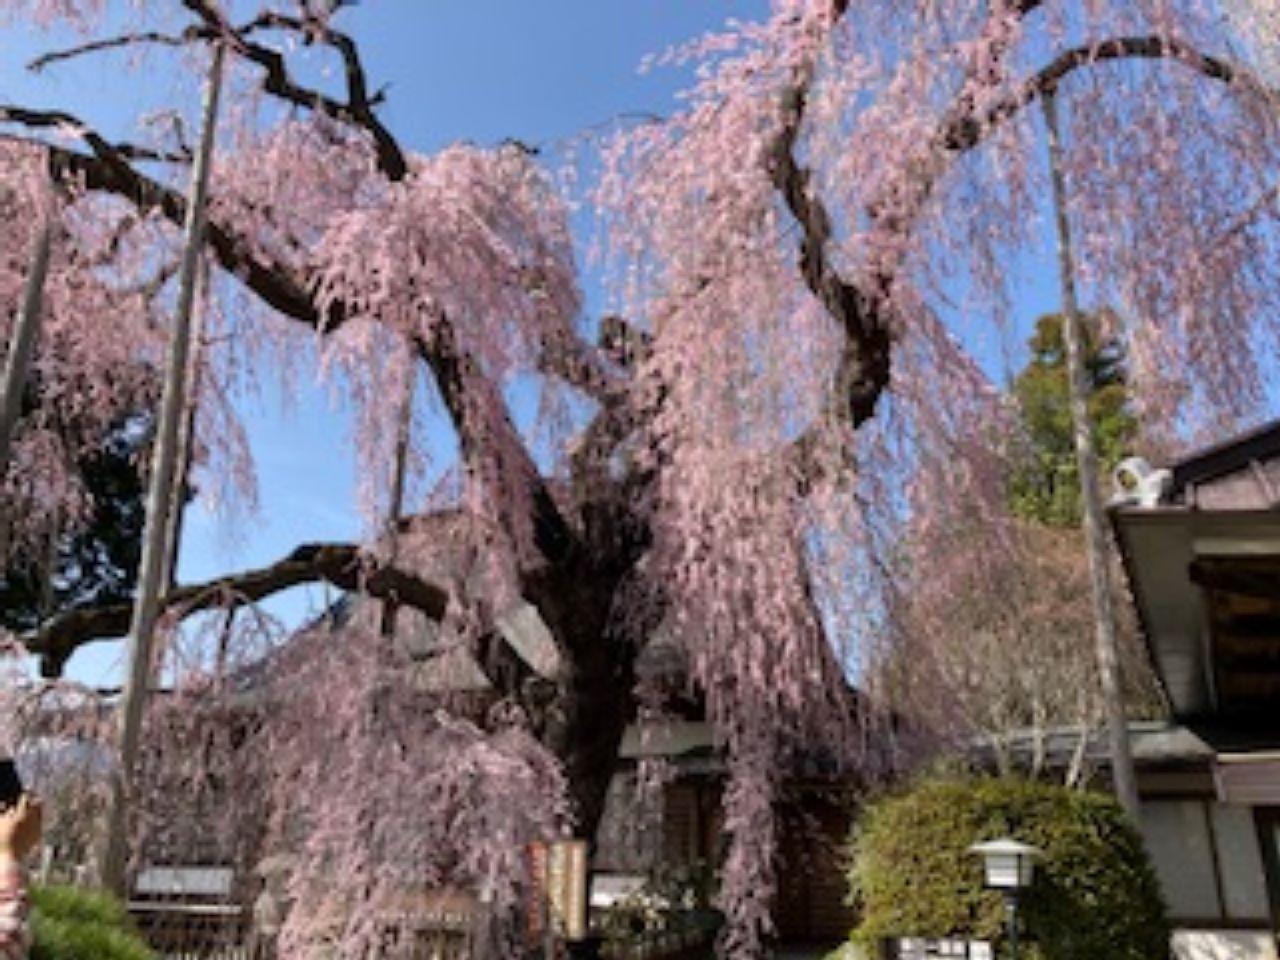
969,838,1041,960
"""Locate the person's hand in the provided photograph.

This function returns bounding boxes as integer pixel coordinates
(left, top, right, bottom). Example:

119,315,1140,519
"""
0,795,42,863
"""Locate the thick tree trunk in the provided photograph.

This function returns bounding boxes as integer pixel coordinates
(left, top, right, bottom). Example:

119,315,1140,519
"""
529,546,643,848
557,639,636,848
521,552,642,960
555,667,631,960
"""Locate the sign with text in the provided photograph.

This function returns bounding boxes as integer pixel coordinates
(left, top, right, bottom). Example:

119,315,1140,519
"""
885,937,993,960
546,840,588,942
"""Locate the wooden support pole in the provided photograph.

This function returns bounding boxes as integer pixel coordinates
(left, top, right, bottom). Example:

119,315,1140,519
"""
1043,90,1141,821
103,42,226,894
0,183,54,470
379,347,415,638
159,257,209,594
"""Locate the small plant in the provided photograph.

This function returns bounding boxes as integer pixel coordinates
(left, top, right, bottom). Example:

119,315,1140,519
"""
29,884,154,960
847,777,1169,960
598,862,720,958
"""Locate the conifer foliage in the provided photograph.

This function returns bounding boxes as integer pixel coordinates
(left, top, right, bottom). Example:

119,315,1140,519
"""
1009,313,1138,528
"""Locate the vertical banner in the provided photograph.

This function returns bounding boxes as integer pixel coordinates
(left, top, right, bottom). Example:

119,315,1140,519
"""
525,841,548,943
547,839,588,942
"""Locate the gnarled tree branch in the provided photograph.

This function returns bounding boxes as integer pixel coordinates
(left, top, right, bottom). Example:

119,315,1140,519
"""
944,34,1254,155
28,30,187,72
0,106,330,326
414,316,575,566
769,7,893,483
0,107,576,575
181,0,408,178
22,542,450,678
775,2,1262,485
536,324,622,405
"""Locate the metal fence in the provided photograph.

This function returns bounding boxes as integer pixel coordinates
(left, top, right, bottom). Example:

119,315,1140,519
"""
128,906,253,959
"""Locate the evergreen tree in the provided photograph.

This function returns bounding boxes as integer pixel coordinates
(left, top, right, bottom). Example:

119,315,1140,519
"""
1009,313,1137,527
0,388,152,632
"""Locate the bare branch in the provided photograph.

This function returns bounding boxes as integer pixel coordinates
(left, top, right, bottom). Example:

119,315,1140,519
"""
181,0,408,179
237,11,377,111
22,542,450,677
28,30,187,72
0,104,189,164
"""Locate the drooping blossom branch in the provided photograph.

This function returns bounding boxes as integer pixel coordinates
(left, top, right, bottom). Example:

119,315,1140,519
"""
5,3,1280,958
0,107,326,324
1,105,580,575
940,35,1263,155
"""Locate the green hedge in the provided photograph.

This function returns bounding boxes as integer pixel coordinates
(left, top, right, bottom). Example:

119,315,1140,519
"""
847,777,1169,960
29,885,153,960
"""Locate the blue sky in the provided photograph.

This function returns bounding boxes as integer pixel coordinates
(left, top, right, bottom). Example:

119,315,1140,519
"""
1,1,776,684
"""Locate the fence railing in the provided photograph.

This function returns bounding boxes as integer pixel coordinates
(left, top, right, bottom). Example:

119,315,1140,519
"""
127,864,252,960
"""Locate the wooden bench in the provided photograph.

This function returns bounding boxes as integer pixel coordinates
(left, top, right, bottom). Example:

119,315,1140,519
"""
127,866,250,959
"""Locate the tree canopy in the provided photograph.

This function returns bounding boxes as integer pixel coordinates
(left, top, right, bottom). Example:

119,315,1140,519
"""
3,2,1280,957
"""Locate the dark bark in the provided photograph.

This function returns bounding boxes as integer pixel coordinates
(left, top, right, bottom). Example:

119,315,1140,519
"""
414,320,574,567
770,14,896,459
941,35,1251,156
509,493,655,843
770,6,1262,473
179,0,408,178
558,643,637,849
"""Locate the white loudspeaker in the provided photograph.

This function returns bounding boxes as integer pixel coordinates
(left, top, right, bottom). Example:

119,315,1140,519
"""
1111,456,1172,508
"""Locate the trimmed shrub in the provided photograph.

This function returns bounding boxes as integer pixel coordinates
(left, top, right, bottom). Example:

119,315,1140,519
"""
29,885,153,960
847,777,1168,960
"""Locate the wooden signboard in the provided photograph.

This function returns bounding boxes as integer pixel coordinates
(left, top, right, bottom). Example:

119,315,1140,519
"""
546,840,588,942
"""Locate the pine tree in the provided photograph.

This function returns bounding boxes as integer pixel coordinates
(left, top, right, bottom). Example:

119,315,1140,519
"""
1009,312,1137,527
0,390,151,634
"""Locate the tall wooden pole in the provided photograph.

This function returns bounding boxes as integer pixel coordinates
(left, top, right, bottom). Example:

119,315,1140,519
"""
159,258,209,594
0,184,54,470
103,42,226,893
379,348,414,638
1043,90,1140,820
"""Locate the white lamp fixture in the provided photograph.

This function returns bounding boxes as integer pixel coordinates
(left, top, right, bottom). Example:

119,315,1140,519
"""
968,838,1041,890
969,838,1041,960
